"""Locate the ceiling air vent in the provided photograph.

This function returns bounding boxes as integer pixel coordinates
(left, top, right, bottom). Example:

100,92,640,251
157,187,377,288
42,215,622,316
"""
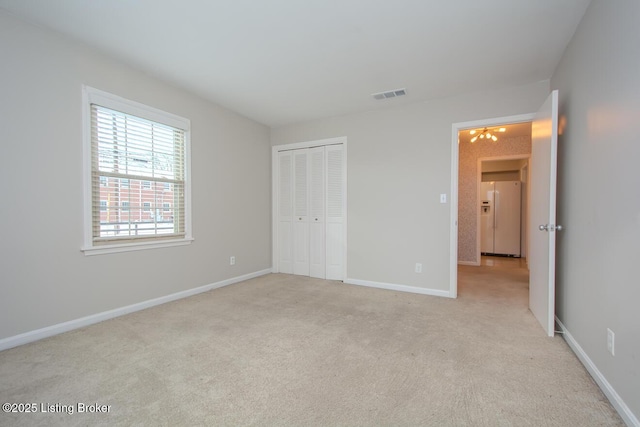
372,88,407,100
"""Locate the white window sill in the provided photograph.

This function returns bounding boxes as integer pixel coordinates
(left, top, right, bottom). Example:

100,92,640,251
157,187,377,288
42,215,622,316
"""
82,237,194,256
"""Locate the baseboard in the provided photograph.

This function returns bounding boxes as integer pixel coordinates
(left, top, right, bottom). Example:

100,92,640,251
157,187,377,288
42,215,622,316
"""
555,316,639,427
0,268,272,352
457,260,480,266
345,278,452,298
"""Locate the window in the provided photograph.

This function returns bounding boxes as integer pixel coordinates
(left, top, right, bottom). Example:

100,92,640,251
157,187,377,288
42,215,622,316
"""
82,86,192,255
163,203,171,212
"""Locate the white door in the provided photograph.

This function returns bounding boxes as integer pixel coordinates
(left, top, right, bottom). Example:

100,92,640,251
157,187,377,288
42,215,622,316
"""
529,90,559,337
293,150,310,275
277,151,294,274
325,144,345,280
309,147,326,278
274,140,346,280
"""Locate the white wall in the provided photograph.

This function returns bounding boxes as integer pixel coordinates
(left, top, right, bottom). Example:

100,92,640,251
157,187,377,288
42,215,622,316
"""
271,82,549,293
0,11,272,341
551,0,640,421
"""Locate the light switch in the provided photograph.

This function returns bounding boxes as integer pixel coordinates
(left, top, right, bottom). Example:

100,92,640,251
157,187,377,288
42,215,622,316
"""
440,194,447,203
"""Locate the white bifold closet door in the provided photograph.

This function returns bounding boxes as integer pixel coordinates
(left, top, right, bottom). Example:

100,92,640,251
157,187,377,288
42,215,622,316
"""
325,145,344,280
309,147,325,278
277,152,294,274
276,144,344,280
293,150,310,275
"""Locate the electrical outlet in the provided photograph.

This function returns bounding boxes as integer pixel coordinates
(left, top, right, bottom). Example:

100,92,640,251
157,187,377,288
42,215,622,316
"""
440,194,447,203
415,263,422,273
230,256,236,266
607,328,615,356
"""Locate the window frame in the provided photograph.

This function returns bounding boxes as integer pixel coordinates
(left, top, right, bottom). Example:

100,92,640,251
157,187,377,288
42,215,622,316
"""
82,85,193,255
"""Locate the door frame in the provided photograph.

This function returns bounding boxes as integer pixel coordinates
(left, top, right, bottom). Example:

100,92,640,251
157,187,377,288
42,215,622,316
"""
450,113,534,297
272,136,348,278
476,154,530,265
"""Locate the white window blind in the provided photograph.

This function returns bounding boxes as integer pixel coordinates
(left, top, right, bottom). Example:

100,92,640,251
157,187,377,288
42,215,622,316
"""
90,104,186,245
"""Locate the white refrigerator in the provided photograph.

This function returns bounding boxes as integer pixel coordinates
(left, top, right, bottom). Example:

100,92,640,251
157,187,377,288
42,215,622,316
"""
480,181,521,257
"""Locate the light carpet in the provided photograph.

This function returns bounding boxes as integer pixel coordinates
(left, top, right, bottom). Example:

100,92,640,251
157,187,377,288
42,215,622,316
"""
0,268,624,426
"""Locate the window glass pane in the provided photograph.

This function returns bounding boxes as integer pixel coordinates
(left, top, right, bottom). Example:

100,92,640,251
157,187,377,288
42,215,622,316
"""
91,103,186,243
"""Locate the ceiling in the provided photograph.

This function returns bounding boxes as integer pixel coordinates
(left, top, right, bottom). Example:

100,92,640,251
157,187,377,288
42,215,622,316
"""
0,0,591,127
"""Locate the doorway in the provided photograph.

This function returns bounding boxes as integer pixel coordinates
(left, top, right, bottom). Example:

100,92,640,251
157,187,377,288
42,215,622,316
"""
449,113,535,298
478,156,530,263
450,92,559,336
475,155,531,301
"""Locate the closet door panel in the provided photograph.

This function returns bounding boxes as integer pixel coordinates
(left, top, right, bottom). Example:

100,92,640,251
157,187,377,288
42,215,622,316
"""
293,150,310,275
277,152,293,273
309,147,325,279
325,145,345,280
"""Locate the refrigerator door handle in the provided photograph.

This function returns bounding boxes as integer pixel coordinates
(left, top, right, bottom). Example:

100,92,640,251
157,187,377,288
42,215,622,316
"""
539,224,563,232
494,190,499,230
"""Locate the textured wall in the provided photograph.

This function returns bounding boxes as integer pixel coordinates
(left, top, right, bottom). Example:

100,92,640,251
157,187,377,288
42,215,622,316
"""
458,136,531,264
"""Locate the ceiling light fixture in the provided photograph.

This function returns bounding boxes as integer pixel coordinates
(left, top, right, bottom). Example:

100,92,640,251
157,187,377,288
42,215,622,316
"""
469,127,506,143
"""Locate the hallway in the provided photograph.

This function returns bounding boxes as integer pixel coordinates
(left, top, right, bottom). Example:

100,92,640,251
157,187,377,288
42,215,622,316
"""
458,256,529,305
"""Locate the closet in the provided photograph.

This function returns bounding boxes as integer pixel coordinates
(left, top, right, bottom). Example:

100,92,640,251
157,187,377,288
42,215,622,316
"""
274,141,345,280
